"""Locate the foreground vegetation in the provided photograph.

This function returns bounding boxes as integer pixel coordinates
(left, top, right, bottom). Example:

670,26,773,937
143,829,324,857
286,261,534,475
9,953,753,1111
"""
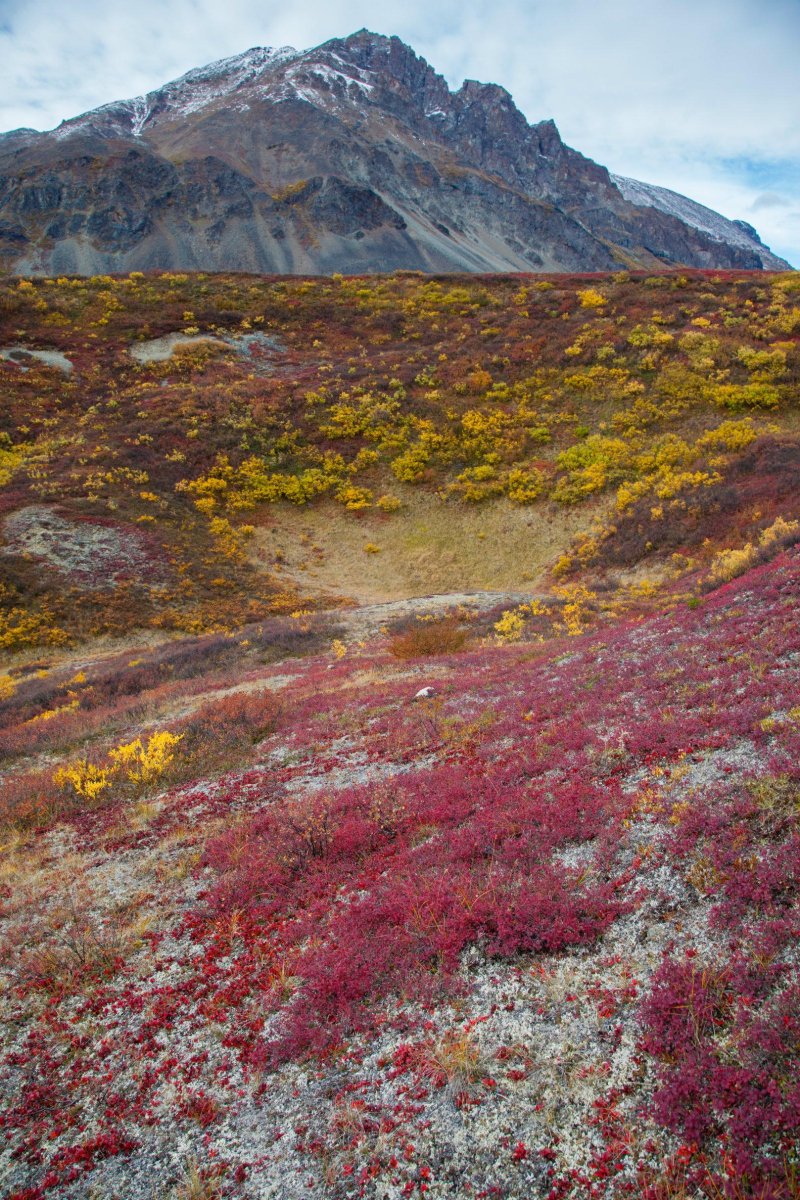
1,547,799,1198
1,268,799,1198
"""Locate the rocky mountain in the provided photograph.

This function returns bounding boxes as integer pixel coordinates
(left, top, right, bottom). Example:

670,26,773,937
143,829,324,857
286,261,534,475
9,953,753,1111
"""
0,30,789,275
610,174,787,269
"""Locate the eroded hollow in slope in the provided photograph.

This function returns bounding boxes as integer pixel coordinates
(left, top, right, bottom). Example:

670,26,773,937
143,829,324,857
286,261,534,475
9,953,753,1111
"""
250,489,599,604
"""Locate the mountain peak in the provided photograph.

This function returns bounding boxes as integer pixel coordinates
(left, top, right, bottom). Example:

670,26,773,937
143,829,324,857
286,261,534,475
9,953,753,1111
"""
173,44,298,83
459,79,513,102
0,31,789,275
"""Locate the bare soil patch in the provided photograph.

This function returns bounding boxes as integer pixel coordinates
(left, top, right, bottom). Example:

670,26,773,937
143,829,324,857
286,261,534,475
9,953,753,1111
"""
251,490,599,604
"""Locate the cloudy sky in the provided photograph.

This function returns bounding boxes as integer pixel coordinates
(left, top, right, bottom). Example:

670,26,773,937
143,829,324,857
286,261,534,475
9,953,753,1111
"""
1,0,798,264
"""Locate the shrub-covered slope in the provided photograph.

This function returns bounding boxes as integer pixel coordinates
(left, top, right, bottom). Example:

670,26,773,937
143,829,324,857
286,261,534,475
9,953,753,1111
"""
1,268,799,1199
1,547,799,1198
1,269,799,652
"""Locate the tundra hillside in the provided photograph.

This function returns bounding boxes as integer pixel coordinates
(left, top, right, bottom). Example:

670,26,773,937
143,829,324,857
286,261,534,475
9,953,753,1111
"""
0,268,799,1200
2,268,800,650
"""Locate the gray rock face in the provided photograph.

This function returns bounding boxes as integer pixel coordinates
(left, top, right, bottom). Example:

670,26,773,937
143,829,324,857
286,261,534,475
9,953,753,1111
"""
0,30,790,275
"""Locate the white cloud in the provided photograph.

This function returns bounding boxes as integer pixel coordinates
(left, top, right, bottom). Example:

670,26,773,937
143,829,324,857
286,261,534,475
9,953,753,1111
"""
0,0,797,262
750,193,793,212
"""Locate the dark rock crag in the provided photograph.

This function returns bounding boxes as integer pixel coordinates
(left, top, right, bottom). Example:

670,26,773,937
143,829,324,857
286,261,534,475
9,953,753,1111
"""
0,31,789,275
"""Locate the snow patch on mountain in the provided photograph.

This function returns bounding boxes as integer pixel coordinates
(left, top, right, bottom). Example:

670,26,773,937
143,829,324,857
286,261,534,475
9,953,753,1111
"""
130,97,150,138
51,45,302,138
153,45,299,117
51,103,130,141
612,173,786,269
309,63,374,94
133,45,293,123
175,45,299,87
47,43,383,137
276,57,378,112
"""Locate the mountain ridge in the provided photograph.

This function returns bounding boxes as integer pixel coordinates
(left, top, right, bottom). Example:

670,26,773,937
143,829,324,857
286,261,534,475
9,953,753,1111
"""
0,30,789,275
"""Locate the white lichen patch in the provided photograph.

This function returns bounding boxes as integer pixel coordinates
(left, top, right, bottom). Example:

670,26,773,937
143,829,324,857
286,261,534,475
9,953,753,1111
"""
0,345,73,373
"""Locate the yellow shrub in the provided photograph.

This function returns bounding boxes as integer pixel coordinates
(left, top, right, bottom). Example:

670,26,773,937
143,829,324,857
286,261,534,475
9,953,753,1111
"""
54,761,112,802
628,325,674,349
459,408,510,456
713,382,781,409
736,346,787,380
696,419,757,453
0,441,30,488
184,453,344,510
554,435,633,502
109,731,183,786
376,494,403,512
209,515,248,558
449,464,504,502
193,496,217,515
554,584,597,636
653,470,721,501
709,545,757,584
577,288,607,308
494,609,527,642
391,445,432,482
0,604,70,651
26,698,79,724
760,514,799,548
336,484,373,511
506,466,546,504
708,517,799,585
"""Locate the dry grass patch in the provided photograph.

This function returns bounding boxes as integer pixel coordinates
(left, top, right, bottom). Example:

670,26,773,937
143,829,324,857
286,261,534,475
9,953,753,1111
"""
251,488,598,603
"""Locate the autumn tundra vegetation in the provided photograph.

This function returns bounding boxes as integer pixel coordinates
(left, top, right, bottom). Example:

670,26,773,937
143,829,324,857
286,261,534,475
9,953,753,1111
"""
0,268,799,1199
